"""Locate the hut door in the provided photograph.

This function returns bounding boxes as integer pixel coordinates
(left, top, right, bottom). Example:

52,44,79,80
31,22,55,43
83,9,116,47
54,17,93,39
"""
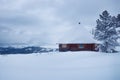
79,44,84,49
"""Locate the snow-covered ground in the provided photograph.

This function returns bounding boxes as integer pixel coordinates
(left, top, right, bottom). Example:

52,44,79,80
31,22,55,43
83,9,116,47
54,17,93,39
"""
0,51,120,80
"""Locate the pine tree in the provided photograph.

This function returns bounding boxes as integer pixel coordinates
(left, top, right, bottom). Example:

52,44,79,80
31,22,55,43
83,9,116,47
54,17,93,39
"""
116,14,120,45
94,10,118,53
116,14,120,28
117,14,120,22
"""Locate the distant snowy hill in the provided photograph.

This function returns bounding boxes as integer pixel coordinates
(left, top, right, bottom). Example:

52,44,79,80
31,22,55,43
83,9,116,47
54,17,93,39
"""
0,46,57,54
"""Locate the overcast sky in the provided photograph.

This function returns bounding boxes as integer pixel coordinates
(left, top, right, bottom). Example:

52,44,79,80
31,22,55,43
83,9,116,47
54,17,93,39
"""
0,0,120,46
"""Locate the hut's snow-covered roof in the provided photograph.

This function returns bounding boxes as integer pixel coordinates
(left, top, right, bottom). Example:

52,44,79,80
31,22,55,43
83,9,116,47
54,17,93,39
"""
58,24,97,43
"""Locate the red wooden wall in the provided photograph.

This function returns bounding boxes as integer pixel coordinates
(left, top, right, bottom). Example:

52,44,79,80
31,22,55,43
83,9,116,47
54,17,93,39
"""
59,43,97,51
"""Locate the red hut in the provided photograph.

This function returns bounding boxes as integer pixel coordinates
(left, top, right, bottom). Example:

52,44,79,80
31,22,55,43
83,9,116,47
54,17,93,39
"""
58,24,99,52
59,43,98,51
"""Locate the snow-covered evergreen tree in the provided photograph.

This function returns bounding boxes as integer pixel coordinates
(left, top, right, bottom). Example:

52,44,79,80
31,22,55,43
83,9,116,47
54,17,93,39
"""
116,14,120,34
117,14,120,23
94,10,119,53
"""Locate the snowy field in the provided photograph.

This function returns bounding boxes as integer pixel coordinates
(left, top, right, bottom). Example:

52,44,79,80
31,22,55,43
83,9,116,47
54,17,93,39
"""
0,51,120,80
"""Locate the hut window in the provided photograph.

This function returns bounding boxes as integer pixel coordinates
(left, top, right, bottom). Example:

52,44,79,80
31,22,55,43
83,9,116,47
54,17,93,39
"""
62,44,67,48
79,44,84,48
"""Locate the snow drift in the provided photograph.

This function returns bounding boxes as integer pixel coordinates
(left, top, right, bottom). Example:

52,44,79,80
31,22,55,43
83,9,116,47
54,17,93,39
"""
0,52,120,80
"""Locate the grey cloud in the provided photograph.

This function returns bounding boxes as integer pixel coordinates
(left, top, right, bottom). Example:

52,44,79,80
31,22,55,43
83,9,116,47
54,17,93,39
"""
55,0,120,25
0,14,39,26
0,0,120,46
